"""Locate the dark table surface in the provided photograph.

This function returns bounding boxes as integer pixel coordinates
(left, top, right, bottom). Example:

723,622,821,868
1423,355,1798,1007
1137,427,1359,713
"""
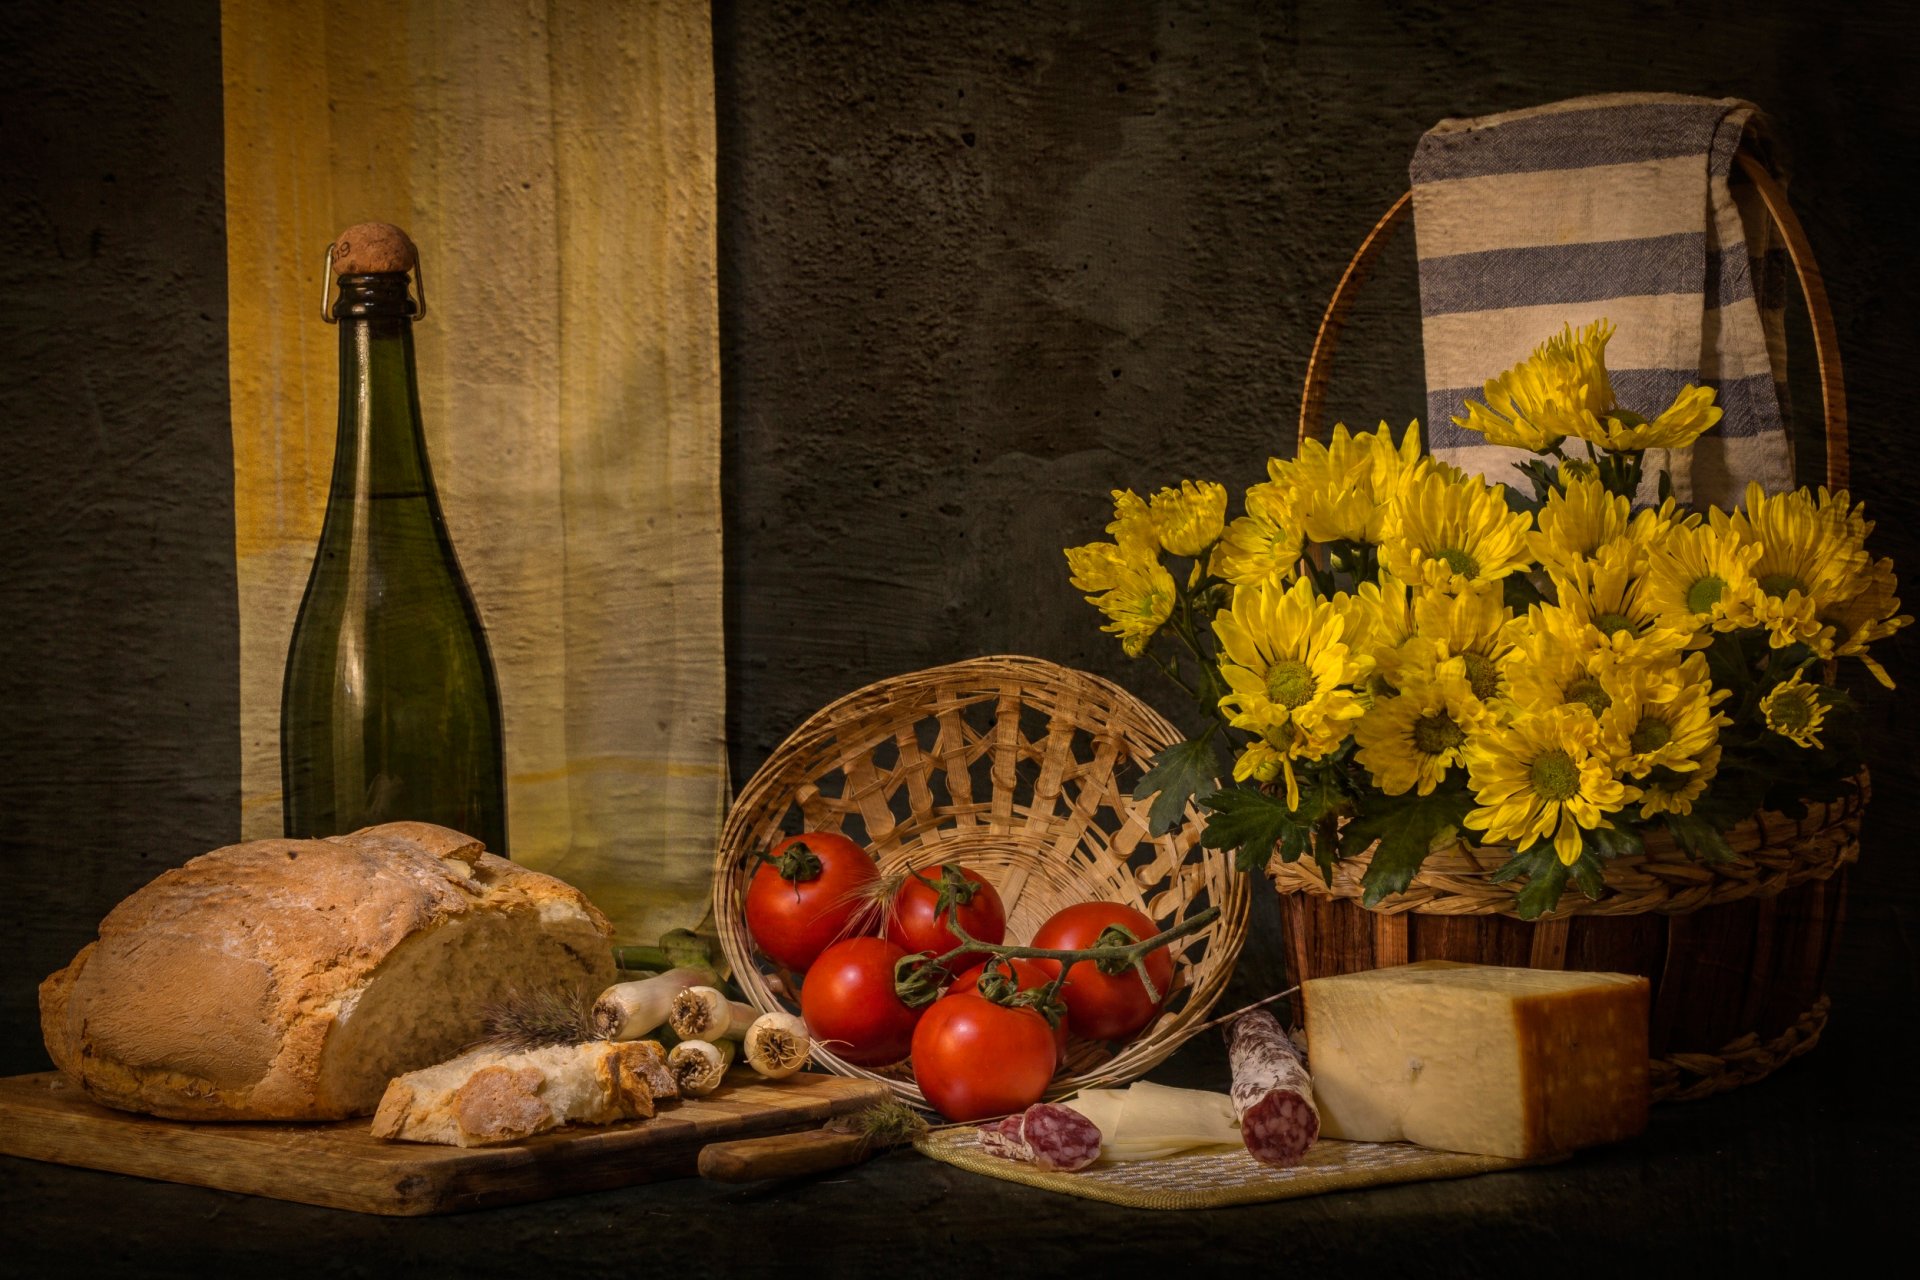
3,1005,1906,1279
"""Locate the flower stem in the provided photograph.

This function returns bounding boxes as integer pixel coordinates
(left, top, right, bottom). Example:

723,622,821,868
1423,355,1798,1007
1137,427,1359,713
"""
1148,649,1197,698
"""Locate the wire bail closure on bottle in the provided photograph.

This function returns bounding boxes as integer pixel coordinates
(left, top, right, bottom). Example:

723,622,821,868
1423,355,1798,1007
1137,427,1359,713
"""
320,243,428,323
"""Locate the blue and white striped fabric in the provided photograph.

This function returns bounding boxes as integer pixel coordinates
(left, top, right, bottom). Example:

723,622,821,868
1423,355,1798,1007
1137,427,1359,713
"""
1410,93,1795,507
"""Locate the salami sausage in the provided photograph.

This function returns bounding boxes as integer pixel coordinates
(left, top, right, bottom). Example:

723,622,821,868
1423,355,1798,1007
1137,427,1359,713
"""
974,1103,1103,1172
1227,1009,1319,1166
1019,1102,1103,1171
975,1113,1030,1161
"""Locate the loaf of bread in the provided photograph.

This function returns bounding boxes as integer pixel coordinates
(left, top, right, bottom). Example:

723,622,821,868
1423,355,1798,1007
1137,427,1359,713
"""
38,821,616,1121
371,1039,677,1147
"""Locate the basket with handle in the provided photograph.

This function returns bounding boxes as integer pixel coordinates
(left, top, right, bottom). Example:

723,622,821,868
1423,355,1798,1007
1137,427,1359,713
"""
714,655,1250,1108
1283,149,1862,1102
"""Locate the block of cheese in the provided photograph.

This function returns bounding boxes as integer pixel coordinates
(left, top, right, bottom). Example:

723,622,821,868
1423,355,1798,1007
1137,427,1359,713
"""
1303,961,1649,1159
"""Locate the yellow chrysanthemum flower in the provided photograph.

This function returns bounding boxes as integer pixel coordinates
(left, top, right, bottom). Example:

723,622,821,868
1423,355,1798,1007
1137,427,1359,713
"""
1454,319,1723,455
1149,480,1228,558
1067,487,1183,656
1714,483,1872,656
1627,495,1702,546
1333,574,1421,693
1638,520,1762,639
1549,543,1693,664
1529,474,1631,581
1272,421,1423,546
1103,487,1159,550
1821,554,1910,689
1213,577,1371,808
1082,556,1176,658
1067,490,1161,591
1383,466,1533,594
1761,671,1830,749
1501,605,1678,720
1573,383,1723,453
1354,660,1487,797
1406,580,1517,707
1454,321,1618,452
1232,737,1285,785
1638,742,1721,817
1211,481,1302,587
1599,655,1729,781
1464,703,1640,867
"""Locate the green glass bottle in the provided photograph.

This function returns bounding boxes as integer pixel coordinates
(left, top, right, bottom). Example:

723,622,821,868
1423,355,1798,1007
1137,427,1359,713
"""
281,223,508,855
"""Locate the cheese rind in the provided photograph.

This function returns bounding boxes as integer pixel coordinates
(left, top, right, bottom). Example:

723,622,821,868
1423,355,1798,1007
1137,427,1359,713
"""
1303,961,1649,1160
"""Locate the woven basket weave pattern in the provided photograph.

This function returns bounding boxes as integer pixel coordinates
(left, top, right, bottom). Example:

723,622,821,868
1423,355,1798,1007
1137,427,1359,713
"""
715,655,1249,1107
1269,783,1865,919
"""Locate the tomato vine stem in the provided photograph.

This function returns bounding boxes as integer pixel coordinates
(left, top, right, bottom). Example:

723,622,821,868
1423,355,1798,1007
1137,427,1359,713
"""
894,904,1220,1013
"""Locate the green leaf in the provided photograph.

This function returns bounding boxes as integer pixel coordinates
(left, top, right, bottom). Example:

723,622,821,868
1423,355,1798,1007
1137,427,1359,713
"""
1570,850,1607,901
1201,786,1303,874
1583,822,1644,862
1132,736,1222,837
1488,849,1533,883
1490,842,1583,918
1513,851,1572,920
1347,789,1474,907
1664,811,1735,864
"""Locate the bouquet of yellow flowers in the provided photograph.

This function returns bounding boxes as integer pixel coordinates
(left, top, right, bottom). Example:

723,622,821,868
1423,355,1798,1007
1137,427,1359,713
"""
1065,322,1909,916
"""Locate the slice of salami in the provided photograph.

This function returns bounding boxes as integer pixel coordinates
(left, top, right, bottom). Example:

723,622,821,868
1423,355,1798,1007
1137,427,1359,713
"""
975,1113,1031,1161
1227,1009,1319,1166
1017,1102,1102,1172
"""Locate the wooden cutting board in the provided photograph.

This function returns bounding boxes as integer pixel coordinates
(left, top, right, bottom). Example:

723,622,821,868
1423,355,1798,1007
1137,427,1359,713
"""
0,1069,889,1216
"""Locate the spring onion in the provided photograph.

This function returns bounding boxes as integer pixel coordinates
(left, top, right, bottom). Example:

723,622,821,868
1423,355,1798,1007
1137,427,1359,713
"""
742,1011,812,1079
668,1038,735,1097
590,967,715,1041
668,986,758,1043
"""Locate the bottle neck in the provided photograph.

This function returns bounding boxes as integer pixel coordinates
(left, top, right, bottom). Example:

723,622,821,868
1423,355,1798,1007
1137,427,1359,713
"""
331,273,432,498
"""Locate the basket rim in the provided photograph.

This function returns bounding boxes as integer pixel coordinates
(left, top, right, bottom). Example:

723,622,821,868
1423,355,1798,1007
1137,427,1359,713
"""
713,653,1251,1108
1268,771,1868,920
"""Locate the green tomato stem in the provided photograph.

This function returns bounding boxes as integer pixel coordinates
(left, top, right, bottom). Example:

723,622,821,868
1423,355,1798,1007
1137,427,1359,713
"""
893,905,1218,1009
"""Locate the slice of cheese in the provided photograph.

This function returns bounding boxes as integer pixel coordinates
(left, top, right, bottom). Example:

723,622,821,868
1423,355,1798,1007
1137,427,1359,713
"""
1063,1081,1241,1161
1303,961,1649,1160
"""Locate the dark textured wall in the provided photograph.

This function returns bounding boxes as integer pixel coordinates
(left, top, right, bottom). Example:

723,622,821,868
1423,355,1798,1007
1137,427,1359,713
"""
0,3,238,1072
0,0,1915,1075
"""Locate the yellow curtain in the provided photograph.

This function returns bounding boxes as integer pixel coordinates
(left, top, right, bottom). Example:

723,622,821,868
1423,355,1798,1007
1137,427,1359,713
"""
220,0,726,941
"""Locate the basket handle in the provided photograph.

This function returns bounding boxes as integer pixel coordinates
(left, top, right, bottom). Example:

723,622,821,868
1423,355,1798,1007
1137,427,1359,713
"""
1296,150,1849,490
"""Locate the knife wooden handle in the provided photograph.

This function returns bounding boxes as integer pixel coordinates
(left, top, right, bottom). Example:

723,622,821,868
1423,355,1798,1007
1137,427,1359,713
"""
697,1127,871,1182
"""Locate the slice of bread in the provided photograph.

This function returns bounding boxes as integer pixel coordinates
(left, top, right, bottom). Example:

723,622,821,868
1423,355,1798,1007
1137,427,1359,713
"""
371,1039,677,1147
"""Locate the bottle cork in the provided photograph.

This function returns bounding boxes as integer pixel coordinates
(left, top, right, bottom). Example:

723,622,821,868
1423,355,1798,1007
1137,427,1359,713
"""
330,222,418,275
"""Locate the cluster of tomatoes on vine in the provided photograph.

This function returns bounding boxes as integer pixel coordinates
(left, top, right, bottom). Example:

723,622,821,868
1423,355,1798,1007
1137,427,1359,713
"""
743,832,1175,1120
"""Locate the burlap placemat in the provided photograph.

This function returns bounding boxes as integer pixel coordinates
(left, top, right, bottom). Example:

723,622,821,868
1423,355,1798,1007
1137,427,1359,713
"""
915,1125,1545,1210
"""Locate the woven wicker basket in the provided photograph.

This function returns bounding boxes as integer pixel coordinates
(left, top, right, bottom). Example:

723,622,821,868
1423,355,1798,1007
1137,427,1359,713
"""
1286,148,1861,1102
714,655,1250,1108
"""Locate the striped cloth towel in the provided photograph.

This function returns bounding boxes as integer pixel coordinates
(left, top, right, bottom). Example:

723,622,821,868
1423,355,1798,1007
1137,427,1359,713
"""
1411,93,1795,507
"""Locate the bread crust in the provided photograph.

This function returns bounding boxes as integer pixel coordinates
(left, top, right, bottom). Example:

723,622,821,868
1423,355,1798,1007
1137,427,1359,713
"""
39,822,615,1121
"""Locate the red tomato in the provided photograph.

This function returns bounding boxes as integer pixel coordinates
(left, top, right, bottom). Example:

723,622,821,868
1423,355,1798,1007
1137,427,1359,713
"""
799,937,925,1067
744,832,879,971
885,864,1007,958
950,958,1069,1064
1030,902,1172,1042
910,991,1059,1121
